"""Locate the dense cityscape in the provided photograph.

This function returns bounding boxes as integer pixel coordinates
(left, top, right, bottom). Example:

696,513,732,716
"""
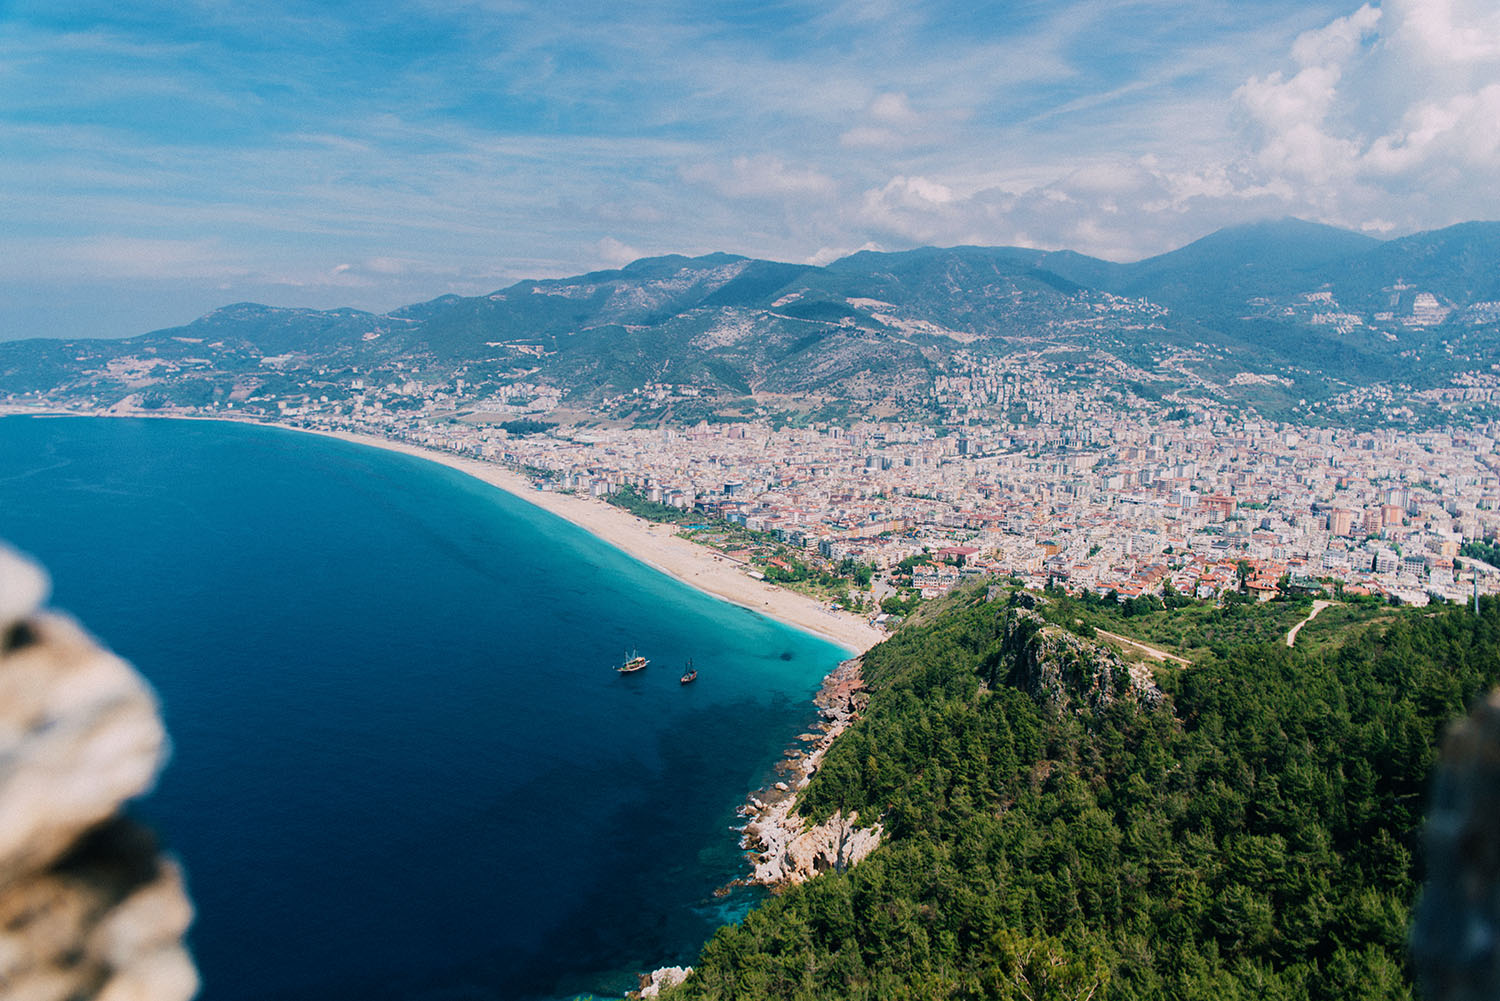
358,407,1500,610
35,362,1499,617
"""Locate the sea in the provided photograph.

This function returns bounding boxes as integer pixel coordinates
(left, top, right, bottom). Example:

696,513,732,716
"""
0,415,848,1001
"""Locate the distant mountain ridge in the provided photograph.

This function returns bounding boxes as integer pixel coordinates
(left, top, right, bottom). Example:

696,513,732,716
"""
4,218,1500,423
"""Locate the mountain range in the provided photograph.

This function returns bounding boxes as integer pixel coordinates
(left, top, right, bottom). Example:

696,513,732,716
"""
5,218,1500,424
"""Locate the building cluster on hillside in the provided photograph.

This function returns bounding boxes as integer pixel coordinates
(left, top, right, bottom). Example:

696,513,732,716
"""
21,307,1500,610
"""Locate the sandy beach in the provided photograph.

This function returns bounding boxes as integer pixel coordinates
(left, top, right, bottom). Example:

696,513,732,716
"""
2,408,885,653
305,427,886,653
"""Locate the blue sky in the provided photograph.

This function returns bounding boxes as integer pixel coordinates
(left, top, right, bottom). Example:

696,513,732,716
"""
4,0,1500,338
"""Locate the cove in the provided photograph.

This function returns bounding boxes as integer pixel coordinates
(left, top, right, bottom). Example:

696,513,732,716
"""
0,416,846,1001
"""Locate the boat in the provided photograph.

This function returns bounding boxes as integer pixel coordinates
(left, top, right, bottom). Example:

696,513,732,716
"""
680,659,697,685
616,650,649,674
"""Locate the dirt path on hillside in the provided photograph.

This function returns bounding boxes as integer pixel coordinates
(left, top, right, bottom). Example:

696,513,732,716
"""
1094,628,1192,666
1286,600,1334,647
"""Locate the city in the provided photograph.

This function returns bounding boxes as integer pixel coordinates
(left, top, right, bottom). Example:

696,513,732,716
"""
89,368,1500,617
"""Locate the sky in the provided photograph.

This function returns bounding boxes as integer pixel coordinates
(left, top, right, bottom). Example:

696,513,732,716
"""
3,0,1500,339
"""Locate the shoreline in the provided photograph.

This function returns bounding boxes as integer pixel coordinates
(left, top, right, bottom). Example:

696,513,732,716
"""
2,407,886,655
638,657,875,995
736,658,880,888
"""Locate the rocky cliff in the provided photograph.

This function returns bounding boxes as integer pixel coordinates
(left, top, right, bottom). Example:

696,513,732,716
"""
739,660,883,889
739,600,1162,892
986,599,1162,715
0,544,197,1001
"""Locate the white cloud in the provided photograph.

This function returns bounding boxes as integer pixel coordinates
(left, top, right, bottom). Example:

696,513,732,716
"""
1229,0,1500,224
40,236,234,280
1383,0,1500,64
805,241,883,266
840,91,945,149
850,0,1500,259
869,92,919,125
858,175,962,242
314,257,424,286
869,175,955,209
851,178,991,247
681,154,836,199
365,256,412,275
1363,83,1500,174
1289,3,1382,66
839,126,901,149
597,236,643,266
1234,5,1379,184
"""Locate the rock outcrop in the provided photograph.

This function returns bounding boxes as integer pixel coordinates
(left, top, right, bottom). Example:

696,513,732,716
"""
0,543,197,1001
987,605,1161,714
739,660,883,888
635,965,691,998
1412,688,1500,1001
744,805,882,886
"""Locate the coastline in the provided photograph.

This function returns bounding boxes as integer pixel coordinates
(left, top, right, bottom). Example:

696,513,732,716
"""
305,427,887,654
737,658,880,888
2,408,886,655
636,658,876,996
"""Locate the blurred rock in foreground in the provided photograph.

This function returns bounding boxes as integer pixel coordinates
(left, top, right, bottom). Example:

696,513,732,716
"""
0,543,197,1001
1413,688,1500,1001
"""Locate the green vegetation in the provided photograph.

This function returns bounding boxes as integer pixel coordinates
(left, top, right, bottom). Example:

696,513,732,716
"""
838,557,874,588
663,587,1499,1000
516,463,558,482
606,486,873,603
1460,538,1500,570
879,589,923,618
1292,598,1408,654
1026,586,1315,661
499,417,552,436
607,483,701,525
760,554,873,606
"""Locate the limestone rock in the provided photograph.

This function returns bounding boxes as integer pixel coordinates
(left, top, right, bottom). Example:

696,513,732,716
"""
989,605,1162,715
739,658,885,889
748,809,883,886
0,544,49,636
637,965,691,997
0,543,197,1001
0,611,168,884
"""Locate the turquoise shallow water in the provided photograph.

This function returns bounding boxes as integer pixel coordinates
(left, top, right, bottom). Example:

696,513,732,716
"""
0,416,846,1001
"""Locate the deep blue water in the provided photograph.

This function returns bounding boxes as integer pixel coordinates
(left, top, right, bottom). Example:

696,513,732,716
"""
0,416,846,1001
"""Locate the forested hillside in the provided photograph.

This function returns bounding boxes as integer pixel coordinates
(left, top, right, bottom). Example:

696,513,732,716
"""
662,590,1500,1000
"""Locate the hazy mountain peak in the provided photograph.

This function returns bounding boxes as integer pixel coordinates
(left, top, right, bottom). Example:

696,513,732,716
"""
1137,217,1383,273
8,217,1500,425
619,251,748,273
